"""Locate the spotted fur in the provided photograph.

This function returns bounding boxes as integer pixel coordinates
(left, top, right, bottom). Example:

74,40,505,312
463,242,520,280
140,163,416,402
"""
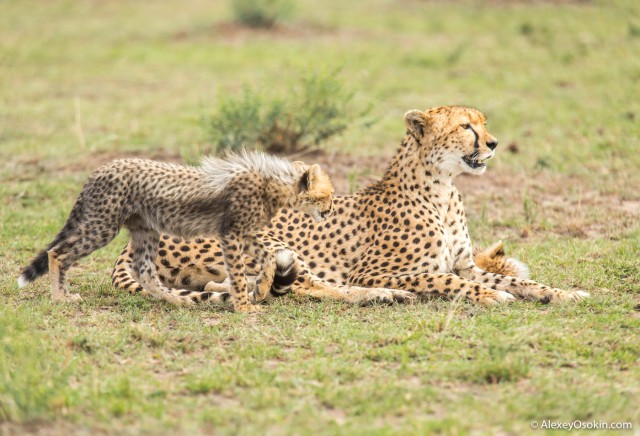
112,106,590,305
18,151,335,312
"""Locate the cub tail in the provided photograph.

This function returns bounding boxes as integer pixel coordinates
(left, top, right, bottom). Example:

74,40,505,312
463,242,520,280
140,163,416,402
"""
17,199,83,287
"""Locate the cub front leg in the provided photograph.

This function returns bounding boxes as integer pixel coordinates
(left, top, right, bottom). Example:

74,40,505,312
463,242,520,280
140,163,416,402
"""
350,272,515,305
244,237,277,303
460,267,590,303
219,234,260,313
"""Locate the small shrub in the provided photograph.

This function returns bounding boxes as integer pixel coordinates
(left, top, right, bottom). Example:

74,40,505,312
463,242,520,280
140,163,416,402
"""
206,70,371,155
207,86,264,154
231,0,293,29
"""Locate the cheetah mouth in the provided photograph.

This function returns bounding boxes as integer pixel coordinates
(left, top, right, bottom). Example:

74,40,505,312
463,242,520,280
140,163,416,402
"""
462,153,491,169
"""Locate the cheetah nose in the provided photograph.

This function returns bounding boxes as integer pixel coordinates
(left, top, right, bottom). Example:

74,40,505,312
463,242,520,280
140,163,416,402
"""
486,139,498,150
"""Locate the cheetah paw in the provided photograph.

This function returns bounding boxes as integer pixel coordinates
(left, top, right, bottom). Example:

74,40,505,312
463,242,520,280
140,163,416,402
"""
497,291,516,303
389,289,416,304
207,292,231,304
551,289,591,303
52,292,83,302
480,290,515,305
164,292,195,307
204,280,231,293
358,288,416,306
235,304,263,313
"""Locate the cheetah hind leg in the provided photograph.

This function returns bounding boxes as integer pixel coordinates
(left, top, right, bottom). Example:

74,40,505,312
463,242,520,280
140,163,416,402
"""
45,224,120,302
129,228,194,307
47,250,82,302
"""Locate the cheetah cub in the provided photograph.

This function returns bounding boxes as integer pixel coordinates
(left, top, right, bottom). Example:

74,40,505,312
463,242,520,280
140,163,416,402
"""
18,151,334,313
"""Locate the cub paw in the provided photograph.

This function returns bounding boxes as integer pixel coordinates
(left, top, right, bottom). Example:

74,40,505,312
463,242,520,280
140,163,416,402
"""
53,292,83,302
235,303,263,313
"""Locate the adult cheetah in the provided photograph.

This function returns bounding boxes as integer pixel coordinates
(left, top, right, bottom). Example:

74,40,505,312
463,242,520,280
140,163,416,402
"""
112,106,589,305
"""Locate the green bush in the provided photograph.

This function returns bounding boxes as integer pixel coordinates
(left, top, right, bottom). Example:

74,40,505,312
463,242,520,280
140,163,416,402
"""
207,86,264,154
206,70,371,154
231,0,293,29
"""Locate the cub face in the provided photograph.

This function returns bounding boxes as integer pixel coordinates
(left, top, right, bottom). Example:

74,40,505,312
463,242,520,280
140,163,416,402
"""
404,106,499,177
292,163,334,221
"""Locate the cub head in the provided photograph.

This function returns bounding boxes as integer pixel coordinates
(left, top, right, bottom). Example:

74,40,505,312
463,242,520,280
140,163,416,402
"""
404,106,498,177
290,162,334,222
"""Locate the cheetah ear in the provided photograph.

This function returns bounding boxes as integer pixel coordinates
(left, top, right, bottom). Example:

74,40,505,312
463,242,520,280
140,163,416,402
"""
299,164,333,197
485,240,505,259
292,161,307,172
404,110,431,139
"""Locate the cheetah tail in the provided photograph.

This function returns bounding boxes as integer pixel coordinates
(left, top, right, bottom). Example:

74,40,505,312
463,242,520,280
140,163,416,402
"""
17,227,71,287
17,200,83,287
17,250,49,288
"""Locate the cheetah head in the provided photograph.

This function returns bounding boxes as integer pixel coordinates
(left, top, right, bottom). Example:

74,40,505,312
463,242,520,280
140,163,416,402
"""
404,106,498,177
290,163,335,222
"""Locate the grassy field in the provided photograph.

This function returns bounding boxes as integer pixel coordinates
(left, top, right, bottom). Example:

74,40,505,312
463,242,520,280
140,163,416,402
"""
1,0,639,434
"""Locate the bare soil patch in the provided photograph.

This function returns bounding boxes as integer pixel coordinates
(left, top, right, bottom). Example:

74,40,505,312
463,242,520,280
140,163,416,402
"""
171,21,362,45
304,151,638,241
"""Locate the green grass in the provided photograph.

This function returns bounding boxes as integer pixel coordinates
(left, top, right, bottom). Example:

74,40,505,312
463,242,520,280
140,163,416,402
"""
1,0,639,433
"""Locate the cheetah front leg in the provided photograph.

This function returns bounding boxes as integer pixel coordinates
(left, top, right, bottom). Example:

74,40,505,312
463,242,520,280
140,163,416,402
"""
244,237,277,303
459,267,590,303
219,234,260,313
295,279,417,305
349,271,515,305
289,266,415,305
242,239,415,305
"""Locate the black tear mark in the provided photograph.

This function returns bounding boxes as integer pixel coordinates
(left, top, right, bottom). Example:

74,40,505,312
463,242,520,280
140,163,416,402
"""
469,126,480,149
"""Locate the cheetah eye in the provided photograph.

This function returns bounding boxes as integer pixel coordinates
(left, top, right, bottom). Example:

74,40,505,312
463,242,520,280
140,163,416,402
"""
461,123,471,129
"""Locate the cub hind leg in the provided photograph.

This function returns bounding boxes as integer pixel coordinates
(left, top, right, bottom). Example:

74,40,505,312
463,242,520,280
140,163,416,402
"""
47,222,120,302
128,224,194,306
47,250,82,302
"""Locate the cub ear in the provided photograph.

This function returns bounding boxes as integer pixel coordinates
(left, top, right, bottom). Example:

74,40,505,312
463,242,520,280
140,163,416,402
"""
292,161,307,172
299,164,333,196
404,109,430,138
